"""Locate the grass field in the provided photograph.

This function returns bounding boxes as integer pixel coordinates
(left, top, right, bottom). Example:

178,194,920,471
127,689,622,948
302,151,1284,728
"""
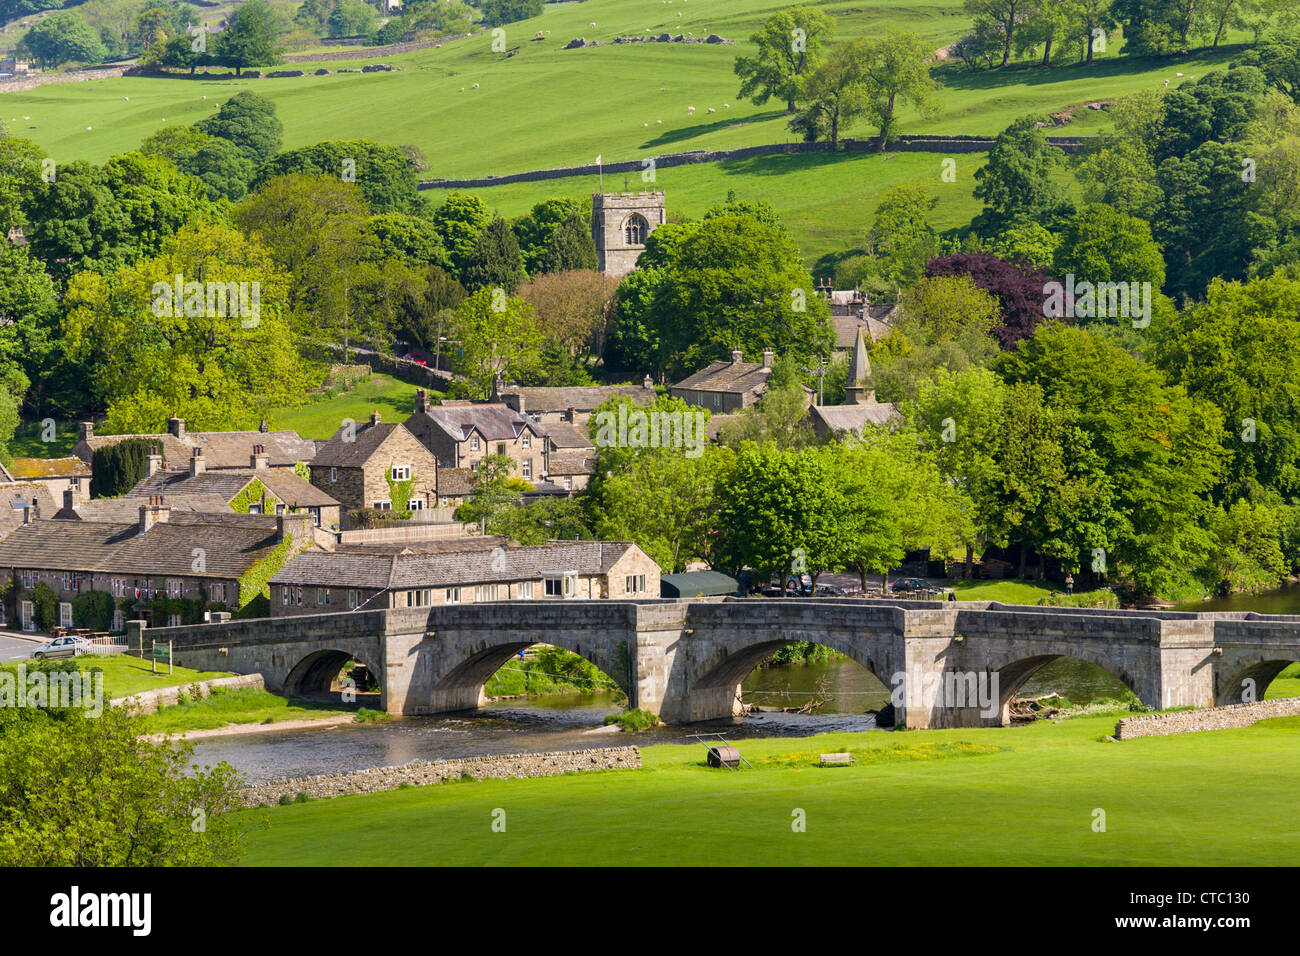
1,0,1245,177
234,713,1300,866
136,685,359,734
18,654,232,699
262,372,423,440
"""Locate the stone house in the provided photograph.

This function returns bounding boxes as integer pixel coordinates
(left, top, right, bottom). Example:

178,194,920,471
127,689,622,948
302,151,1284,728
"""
125,445,341,530
310,413,439,516
268,539,660,616
74,416,318,476
405,391,548,482
0,483,57,541
670,349,783,412
542,421,595,492
0,506,312,632
2,457,91,501
807,326,900,439
493,379,657,425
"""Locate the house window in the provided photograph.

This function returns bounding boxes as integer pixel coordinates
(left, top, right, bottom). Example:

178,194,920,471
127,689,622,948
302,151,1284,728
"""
295,587,302,606
439,496,450,507
168,614,182,628
713,393,721,408
563,477,573,491
111,609,123,632
210,583,226,603
348,589,360,610
518,581,534,599
248,503,262,514
373,500,392,510
625,574,647,594
521,459,532,479
310,507,321,527
20,570,34,589
281,586,292,606
330,467,338,482
475,584,498,602
275,504,286,516
167,578,183,598
410,588,432,607
470,435,480,452
545,575,578,598
409,498,424,511
391,465,411,481
59,602,72,628
522,434,531,449
20,600,34,632
445,586,461,604
317,588,331,606
496,443,506,456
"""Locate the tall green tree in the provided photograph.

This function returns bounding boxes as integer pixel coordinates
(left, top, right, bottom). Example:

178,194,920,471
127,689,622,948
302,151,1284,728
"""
733,5,836,114
196,91,284,165
213,0,283,76
461,215,526,292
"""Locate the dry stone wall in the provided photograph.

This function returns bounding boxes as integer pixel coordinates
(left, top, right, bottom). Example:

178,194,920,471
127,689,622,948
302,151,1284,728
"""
111,673,264,715
1114,697,1300,739
239,746,641,806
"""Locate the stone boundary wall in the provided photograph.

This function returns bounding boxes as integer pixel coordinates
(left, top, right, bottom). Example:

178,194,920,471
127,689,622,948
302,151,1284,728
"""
420,135,1096,190
239,746,641,806
111,673,264,715
0,63,131,93
1114,697,1300,739
283,31,476,62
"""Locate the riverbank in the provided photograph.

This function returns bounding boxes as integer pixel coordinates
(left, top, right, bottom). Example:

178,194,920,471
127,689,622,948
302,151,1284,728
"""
234,713,1300,866
141,713,359,744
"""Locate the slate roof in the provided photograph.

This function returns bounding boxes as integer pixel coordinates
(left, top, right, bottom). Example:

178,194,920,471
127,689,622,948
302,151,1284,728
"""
545,422,593,450
7,457,92,480
832,312,895,349
312,421,419,469
0,483,58,540
58,496,234,522
78,429,316,468
547,451,594,476
436,468,477,497
127,468,338,507
0,513,289,577
497,384,655,414
271,540,642,589
418,403,546,443
809,403,901,433
671,356,771,396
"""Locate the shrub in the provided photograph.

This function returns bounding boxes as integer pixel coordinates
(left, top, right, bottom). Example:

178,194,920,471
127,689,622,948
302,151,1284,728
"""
604,708,661,732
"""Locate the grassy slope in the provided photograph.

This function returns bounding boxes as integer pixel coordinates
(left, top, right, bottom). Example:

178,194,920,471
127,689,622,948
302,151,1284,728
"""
236,714,1300,866
263,372,421,440
59,654,229,698
136,686,353,733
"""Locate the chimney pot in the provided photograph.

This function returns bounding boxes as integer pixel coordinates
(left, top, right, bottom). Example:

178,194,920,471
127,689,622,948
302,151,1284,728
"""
731,349,743,364
63,487,79,512
370,411,381,427
168,414,186,439
189,448,205,477
259,417,269,433
762,349,774,371
79,421,94,441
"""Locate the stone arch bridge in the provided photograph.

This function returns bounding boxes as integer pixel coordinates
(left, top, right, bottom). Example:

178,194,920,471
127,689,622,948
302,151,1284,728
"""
126,599,1300,728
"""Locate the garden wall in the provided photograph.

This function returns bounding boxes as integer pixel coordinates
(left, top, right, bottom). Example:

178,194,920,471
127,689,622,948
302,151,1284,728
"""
1114,697,1300,739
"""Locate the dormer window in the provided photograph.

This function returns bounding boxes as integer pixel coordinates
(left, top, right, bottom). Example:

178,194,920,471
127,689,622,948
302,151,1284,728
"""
470,435,480,451
522,433,531,449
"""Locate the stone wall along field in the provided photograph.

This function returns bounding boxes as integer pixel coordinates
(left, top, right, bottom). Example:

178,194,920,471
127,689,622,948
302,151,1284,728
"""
111,673,265,715
239,746,641,806
1114,696,1300,739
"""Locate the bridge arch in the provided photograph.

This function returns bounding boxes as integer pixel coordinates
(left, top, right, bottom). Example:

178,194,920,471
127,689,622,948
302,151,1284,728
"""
992,652,1144,724
284,647,381,700
428,636,629,714
1216,657,1300,707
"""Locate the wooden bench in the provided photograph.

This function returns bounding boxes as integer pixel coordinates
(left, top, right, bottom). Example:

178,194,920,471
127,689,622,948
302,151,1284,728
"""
819,752,854,767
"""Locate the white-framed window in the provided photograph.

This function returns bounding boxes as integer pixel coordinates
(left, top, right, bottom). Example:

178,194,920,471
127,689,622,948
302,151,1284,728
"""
625,574,647,594
210,583,226,603
409,498,424,511
330,467,339,483
348,589,360,610
440,496,450,507
391,464,411,481
59,602,72,628
317,587,331,606
167,578,183,598
563,476,572,490
518,581,534,599
470,435,480,451
310,507,321,527
281,586,292,606
474,584,498,602
168,614,182,627
545,575,579,598
294,587,302,606
248,503,262,514
20,600,34,632
373,500,392,510
20,570,34,589
521,459,532,479
409,588,432,607
445,586,461,604
522,433,531,449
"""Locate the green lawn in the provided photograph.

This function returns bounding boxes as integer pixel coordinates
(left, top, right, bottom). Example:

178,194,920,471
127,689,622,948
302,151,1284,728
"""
234,713,1300,866
262,372,423,441
136,686,360,734
3,0,1247,178
10,654,231,699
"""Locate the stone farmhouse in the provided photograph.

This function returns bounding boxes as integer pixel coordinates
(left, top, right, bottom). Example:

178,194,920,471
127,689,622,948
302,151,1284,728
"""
2,457,91,500
493,379,657,425
0,483,57,540
670,349,784,412
73,417,318,473
126,445,341,530
541,421,596,492
406,392,549,482
268,539,660,616
310,413,439,517
0,506,313,632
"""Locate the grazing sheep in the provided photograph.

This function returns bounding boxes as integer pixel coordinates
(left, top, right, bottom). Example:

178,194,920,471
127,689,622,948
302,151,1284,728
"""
723,103,729,108
472,82,479,88
707,107,715,113
687,105,695,112
590,21,596,27
657,119,662,124
123,96,128,101
1176,72,1184,77
644,122,649,127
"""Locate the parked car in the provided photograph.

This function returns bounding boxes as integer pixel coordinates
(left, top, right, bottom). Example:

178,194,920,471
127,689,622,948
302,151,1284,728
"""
815,583,847,597
400,353,428,366
890,577,932,593
32,635,92,660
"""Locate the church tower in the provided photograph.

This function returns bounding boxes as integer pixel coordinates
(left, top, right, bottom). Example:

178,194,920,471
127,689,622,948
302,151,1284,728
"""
592,191,666,278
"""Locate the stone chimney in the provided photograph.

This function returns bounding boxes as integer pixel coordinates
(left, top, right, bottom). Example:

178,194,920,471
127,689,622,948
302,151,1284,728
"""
168,414,186,439
731,348,743,365
370,410,382,427
414,388,429,415
762,349,774,371
251,444,269,470
63,487,79,512
189,448,205,477
22,497,36,524
258,417,270,433
78,421,94,441
146,444,163,477
139,495,170,534
567,406,577,423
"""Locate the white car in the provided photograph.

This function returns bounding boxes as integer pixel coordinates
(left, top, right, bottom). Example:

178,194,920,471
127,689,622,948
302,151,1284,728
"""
32,635,92,660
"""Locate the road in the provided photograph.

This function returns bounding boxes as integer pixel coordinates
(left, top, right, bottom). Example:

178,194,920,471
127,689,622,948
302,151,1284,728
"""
0,633,38,662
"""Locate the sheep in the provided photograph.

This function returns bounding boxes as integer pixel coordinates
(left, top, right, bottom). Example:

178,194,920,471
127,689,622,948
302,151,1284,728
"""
590,21,596,27
472,82,479,88
123,96,129,101
723,103,730,108
656,119,662,124
687,105,695,112
707,107,715,113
